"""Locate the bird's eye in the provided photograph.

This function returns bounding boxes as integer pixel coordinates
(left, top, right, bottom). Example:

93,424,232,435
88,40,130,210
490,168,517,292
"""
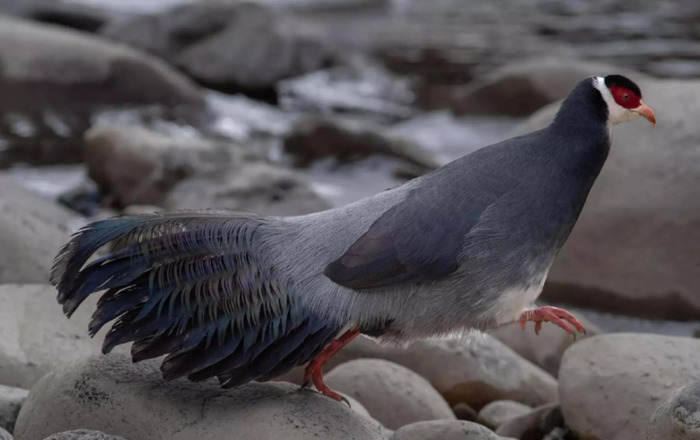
622,93,630,101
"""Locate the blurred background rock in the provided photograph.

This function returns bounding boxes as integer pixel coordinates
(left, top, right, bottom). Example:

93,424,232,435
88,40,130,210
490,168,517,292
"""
1,2,700,439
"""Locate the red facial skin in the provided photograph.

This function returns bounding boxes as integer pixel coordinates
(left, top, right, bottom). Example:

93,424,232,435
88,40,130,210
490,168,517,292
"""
610,85,641,109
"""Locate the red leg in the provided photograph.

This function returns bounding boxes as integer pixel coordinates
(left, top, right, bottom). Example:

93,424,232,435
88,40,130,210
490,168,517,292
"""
302,329,360,402
518,306,586,335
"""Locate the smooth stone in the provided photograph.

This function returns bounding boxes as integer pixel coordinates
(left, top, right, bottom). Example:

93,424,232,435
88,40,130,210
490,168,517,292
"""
325,359,455,430
478,400,533,430
391,420,515,440
0,385,28,434
43,430,127,440
13,354,386,440
559,334,700,440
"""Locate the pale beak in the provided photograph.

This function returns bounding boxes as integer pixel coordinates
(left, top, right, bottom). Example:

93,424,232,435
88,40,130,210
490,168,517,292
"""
633,100,656,126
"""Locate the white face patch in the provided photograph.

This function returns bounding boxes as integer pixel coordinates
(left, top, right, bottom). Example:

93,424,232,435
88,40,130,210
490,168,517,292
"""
592,76,642,126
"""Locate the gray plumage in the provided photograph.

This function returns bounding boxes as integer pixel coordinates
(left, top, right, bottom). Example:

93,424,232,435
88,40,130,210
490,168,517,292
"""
51,76,630,387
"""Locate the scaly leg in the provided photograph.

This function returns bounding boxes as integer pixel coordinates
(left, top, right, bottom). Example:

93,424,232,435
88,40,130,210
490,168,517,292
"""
518,306,586,335
302,329,360,402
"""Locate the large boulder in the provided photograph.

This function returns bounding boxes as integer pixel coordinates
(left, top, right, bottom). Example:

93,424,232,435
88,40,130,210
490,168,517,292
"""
13,354,386,440
0,284,123,389
450,58,641,116
83,125,240,208
325,359,455,430
391,420,513,440
163,163,331,216
648,380,700,440
517,78,700,320
559,334,700,440
278,334,558,410
0,17,204,166
0,177,85,283
0,384,27,434
101,2,333,92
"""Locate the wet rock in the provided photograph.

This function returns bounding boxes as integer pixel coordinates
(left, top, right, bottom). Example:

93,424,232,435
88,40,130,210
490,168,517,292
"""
277,61,416,120
518,78,700,320
0,176,84,283
391,420,513,440
488,317,601,377
14,354,386,440
43,430,127,440
83,125,239,208
478,400,532,430
559,334,700,440
0,385,27,434
284,117,440,169
648,380,700,440
102,2,333,93
495,403,560,439
0,284,121,389
277,334,558,410
325,359,454,430
451,57,640,116
0,17,204,167
164,162,330,216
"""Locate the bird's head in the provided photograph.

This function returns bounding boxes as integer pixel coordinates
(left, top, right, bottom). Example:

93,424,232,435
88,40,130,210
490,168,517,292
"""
592,74,656,126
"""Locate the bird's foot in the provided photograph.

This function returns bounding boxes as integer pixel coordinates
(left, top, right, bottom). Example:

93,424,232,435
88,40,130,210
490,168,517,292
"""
300,329,360,405
518,306,586,336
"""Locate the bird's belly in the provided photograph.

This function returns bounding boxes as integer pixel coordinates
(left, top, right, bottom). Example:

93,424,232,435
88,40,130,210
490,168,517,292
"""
485,270,549,327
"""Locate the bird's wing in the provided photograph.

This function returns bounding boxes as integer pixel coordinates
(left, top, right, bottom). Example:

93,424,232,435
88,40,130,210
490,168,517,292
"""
324,183,504,290
51,211,340,387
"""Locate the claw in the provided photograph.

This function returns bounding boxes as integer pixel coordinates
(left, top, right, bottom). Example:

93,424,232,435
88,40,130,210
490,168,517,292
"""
518,306,586,336
339,395,352,408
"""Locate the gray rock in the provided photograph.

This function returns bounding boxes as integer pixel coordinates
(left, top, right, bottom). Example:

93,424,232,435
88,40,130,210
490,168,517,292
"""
452,403,479,422
517,78,700,320
478,400,532,430
43,430,127,440
0,385,27,434
488,317,601,377
391,420,513,440
284,117,440,169
164,162,331,216
0,427,11,440
325,359,455,430
0,176,85,283
495,403,560,439
102,2,333,91
450,57,641,116
0,284,124,389
0,17,204,166
13,354,386,440
648,380,700,440
277,334,558,410
83,125,240,208
559,334,700,440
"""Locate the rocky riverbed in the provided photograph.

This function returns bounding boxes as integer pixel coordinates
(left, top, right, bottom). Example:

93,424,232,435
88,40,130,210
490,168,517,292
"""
0,0,699,439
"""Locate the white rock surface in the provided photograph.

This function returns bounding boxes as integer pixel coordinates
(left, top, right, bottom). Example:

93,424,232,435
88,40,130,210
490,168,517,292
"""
559,334,700,440
478,400,532,430
0,284,123,389
325,359,455,430
391,420,514,440
14,354,386,440
648,380,700,440
278,334,558,409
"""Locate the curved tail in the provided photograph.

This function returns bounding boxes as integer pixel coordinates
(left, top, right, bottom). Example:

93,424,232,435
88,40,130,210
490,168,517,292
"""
50,210,340,387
